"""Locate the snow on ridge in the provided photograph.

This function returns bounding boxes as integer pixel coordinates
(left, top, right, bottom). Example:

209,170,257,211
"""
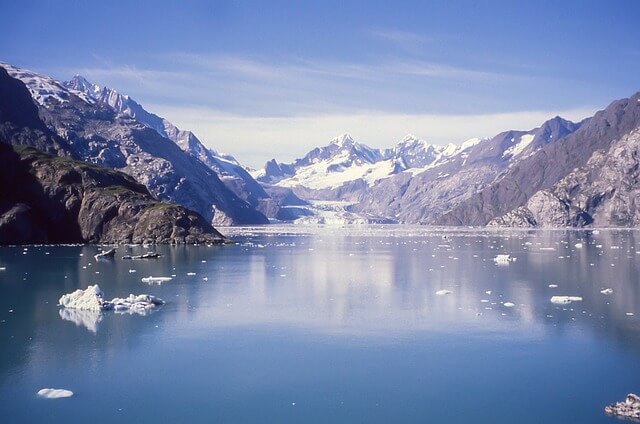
1,62,95,106
502,134,535,158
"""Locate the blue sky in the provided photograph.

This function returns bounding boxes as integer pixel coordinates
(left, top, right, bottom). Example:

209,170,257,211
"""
2,0,640,166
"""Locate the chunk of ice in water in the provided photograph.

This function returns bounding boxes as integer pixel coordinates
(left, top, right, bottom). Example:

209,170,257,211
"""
600,288,613,295
435,290,452,296
37,388,73,399
550,296,583,304
503,302,515,308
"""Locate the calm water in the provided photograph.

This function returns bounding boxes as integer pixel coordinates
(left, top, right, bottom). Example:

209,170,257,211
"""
0,227,639,423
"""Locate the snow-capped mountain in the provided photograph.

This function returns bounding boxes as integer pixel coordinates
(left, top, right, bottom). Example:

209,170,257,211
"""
63,75,274,213
254,114,586,224
255,133,467,193
1,62,267,225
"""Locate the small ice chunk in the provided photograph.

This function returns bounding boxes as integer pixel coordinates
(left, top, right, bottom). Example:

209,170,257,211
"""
435,290,452,296
548,284,558,288
37,388,73,399
574,243,583,248
187,272,196,276
550,296,583,304
493,254,512,264
600,288,613,295
141,276,172,284
503,302,515,308
485,290,492,295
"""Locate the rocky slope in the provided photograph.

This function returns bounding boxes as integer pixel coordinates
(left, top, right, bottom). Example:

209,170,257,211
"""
255,117,581,224
1,63,267,225
489,127,640,227
439,92,640,226
0,144,226,244
64,75,279,219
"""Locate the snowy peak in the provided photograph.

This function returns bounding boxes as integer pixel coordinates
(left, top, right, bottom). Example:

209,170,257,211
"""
1,62,95,106
66,75,101,98
330,133,355,146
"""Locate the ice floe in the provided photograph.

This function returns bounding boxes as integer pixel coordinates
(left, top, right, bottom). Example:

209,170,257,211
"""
435,289,452,295
605,393,640,419
94,248,116,260
58,284,164,314
37,388,73,399
503,302,515,308
141,276,173,284
550,296,583,304
493,254,514,264
600,288,613,295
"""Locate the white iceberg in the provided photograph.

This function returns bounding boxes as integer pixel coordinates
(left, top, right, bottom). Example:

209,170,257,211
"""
58,284,107,311
600,288,613,295
550,295,583,304
58,284,164,314
494,254,515,264
141,276,173,284
37,388,73,399
605,393,640,419
435,289,452,295
503,302,515,308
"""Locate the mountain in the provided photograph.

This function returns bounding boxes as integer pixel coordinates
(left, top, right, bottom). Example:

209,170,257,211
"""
439,93,640,227
354,116,582,223
254,118,582,224
0,63,267,225
64,75,276,216
0,67,225,244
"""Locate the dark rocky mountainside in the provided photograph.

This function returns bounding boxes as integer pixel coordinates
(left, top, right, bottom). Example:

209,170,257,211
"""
1,63,267,225
0,66,225,244
0,144,226,244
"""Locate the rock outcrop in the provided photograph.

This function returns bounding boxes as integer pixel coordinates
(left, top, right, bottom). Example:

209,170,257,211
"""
0,144,226,244
490,128,640,227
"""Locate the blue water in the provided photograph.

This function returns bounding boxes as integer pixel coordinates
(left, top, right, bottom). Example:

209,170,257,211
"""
0,227,639,423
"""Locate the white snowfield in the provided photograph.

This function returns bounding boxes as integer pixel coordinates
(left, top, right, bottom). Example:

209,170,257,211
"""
58,284,164,314
37,388,74,399
267,133,482,191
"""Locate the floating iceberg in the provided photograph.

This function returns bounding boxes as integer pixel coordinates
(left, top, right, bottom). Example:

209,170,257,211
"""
503,302,515,308
550,295,583,304
605,393,640,419
94,248,116,260
493,254,515,264
600,288,613,295
58,285,164,314
435,289,452,295
37,388,73,399
141,276,173,284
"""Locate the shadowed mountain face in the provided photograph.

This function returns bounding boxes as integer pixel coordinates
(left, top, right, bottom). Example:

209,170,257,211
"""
0,67,225,244
1,63,268,226
0,144,226,245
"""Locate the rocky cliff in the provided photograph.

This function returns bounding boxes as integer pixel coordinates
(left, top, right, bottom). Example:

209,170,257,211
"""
0,144,226,244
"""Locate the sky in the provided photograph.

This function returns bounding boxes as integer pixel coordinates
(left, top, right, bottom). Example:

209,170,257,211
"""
2,0,640,167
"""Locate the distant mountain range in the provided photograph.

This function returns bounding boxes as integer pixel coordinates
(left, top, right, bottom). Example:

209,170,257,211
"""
255,93,640,227
2,60,640,228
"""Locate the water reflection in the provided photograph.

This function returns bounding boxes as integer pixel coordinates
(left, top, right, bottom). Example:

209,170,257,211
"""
0,228,639,423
